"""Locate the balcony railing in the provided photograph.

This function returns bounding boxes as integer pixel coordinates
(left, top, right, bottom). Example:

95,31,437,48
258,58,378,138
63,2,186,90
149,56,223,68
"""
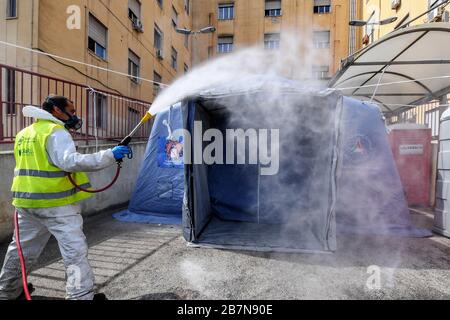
387,100,445,140
0,63,152,144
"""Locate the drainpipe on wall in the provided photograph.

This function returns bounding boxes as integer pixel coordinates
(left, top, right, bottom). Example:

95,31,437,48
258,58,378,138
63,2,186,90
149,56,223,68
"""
333,4,341,74
31,0,38,73
378,0,383,40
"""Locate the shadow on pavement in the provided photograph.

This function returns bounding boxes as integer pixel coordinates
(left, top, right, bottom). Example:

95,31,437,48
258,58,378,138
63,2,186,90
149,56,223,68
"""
132,292,182,300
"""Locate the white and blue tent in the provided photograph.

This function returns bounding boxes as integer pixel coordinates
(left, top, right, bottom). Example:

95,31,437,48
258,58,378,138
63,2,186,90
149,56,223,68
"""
115,76,430,253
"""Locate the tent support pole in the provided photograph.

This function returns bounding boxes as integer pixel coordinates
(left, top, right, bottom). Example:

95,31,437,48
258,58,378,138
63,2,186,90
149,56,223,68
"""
370,65,388,103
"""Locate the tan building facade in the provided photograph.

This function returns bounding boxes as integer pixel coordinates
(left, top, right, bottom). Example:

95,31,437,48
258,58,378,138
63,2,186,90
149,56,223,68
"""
1,0,193,102
191,0,357,81
0,0,364,97
360,0,447,46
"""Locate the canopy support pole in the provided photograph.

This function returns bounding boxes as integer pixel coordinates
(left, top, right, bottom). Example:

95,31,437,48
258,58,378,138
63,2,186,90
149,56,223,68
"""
370,65,389,103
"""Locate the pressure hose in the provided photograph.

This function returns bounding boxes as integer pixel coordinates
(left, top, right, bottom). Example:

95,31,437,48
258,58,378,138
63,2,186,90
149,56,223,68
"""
14,112,153,300
68,163,122,193
14,211,32,301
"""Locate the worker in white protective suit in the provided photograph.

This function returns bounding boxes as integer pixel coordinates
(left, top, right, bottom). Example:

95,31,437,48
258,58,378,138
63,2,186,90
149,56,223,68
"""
0,95,132,300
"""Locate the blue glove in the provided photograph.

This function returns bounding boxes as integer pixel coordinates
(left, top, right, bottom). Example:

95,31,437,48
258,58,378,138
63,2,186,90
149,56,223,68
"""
112,146,132,160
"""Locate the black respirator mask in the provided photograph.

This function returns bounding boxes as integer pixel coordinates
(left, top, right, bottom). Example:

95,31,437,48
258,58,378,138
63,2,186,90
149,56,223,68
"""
45,97,83,131
61,111,83,131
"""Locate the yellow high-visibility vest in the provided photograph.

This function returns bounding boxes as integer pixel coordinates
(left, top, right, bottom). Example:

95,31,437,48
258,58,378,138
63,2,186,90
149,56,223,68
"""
11,120,93,208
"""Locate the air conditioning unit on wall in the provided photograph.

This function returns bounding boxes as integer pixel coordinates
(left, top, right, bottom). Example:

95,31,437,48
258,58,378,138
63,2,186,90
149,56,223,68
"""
430,6,449,22
391,0,401,10
156,49,163,60
132,18,144,33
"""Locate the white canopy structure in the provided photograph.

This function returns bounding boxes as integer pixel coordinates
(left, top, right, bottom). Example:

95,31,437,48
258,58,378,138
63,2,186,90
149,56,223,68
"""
329,23,450,114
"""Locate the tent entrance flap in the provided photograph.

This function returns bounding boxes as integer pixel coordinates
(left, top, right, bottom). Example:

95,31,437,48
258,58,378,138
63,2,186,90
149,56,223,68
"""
183,91,340,253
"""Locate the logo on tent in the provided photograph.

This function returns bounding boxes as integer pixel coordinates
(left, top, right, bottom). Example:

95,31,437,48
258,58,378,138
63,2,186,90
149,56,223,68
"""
157,137,184,169
352,138,366,154
345,135,372,164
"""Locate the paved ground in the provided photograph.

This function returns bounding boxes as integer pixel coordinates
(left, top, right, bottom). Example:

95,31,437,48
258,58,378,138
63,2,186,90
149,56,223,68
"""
1,208,449,300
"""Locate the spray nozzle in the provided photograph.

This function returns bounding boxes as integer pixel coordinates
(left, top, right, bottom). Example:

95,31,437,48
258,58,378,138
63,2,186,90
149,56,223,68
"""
119,136,132,147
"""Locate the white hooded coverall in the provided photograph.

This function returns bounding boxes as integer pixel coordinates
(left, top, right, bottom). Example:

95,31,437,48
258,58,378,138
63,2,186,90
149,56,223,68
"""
0,107,116,300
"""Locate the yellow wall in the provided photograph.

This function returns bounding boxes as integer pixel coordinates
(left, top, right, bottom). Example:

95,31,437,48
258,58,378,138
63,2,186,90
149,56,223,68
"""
0,0,382,98
361,0,429,46
0,0,40,139
0,0,39,71
1,0,192,103
192,0,353,78
37,0,192,102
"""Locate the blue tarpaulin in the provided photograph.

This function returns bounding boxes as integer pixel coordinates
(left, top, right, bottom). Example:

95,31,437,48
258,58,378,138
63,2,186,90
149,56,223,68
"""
113,104,184,225
336,98,432,238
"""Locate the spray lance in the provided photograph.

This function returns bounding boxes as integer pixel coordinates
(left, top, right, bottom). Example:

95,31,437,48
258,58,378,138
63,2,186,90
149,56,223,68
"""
119,112,153,148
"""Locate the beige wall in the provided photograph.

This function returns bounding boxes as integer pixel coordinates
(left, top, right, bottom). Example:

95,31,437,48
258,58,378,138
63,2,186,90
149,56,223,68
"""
1,0,192,103
0,0,39,71
1,0,360,96
37,0,192,102
192,0,352,78
1,0,40,141
361,0,430,46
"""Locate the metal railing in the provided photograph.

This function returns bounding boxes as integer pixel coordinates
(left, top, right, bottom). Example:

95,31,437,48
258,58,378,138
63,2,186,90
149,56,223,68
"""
0,63,152,144
387,100,445,139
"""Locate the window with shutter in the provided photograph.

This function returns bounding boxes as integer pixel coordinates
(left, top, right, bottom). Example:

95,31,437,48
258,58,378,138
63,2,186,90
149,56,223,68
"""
218,36,234,53
264,33,280,49
184,0,190,15
184,31,189,48
154,72,162,96
172,6,178,28
265,0,282,17
313,31,330,49
313,0,331,14
88,14,108,59
128,50,140,83
5,69,16,115
129,0,141,21
312,66,330,79
90,93,107,129
6,0,17,18
218,3,234,20
154,24,164,53
171,47,178,70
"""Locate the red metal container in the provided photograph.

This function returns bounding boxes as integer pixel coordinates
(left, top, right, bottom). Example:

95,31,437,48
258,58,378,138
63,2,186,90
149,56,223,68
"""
388,124,432,207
